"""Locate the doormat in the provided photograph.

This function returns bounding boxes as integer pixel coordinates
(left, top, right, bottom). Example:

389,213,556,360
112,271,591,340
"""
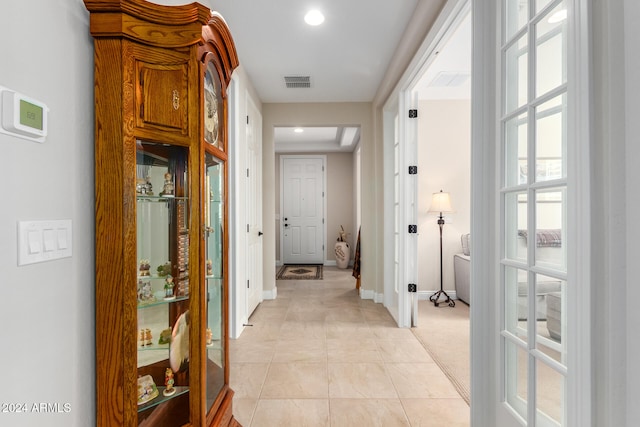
276,265,323,280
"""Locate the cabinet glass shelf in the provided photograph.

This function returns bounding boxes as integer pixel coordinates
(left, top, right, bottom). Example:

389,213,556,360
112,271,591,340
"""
138,295,189,309
137,386,189,413
137,196,189,202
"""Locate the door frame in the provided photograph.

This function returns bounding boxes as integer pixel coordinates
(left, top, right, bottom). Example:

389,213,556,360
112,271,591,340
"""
383,0,471,328
279,154,327,265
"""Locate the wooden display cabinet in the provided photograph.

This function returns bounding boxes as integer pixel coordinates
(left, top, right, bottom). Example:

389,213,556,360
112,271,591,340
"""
84,1,239,425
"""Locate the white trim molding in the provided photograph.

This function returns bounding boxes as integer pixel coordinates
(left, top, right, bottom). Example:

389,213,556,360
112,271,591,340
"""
262,287,277,301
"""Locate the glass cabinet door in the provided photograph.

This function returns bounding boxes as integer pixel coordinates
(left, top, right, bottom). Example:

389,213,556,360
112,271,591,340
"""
205,152,225,410
136,141,191,425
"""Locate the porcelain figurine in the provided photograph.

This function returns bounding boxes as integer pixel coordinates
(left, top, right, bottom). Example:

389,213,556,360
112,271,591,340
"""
164,275,175,300
160,172,174,197
163,368,176,396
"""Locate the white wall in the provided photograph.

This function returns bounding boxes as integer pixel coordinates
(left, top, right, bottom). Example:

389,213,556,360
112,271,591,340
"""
625,1,640,423
592,0,640,425
417,99,471,293
0,1,95,426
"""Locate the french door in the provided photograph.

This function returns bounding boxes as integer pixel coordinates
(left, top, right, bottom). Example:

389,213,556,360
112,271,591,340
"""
383,90,419,328
472,0,591,425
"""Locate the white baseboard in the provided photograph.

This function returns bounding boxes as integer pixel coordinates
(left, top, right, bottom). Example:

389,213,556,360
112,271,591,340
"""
417,290,458,300
359,289,384,303
263,287,277,300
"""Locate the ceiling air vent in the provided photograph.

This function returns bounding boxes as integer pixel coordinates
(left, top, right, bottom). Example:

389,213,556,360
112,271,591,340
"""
284,75,311,89
428,71,470,87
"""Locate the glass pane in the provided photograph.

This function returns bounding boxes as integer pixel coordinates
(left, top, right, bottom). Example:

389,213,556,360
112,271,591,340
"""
394,173,399,203
536,360,565,426
505,191,528,262
394,142,399,173
394,204,399,232
136,141,190,423
505,0,529,41
535,0,554,13
536,275,565,364
205,153,225,410
535,95,565,182
505,112,528,187
536,1,567,97
505,34,528,114
505,266,529,339
535,188,566,271
394,260,399,293
505,339,528,419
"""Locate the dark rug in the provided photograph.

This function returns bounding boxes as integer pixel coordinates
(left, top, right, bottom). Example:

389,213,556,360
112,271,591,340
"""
276,265,323,280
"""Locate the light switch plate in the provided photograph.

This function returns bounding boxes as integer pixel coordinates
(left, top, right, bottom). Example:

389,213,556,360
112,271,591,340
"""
18,220,72,265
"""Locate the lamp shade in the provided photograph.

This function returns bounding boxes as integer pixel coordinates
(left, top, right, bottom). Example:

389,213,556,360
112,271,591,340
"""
428,190,453,214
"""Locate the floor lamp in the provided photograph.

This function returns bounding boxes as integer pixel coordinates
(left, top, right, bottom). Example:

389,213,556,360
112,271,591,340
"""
428,190,455,307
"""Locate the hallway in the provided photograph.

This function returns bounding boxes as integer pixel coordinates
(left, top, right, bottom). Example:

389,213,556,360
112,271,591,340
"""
230,267,470,426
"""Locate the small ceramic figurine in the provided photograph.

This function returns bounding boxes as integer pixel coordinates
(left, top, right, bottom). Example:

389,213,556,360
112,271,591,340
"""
160,172,174,197
138,280,152,302
136,178,147,195
163,368,176,396
137,375,159,405
145,328,153,346
139,329,146,348
206,259,213,276
206,328,213,346
145,176,153,195
164,275,175,300
156,261,171,277
158,328,172,345
139,259,150,276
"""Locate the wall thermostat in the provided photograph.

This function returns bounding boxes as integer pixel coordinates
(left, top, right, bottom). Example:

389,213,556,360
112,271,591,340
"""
0,85,48,143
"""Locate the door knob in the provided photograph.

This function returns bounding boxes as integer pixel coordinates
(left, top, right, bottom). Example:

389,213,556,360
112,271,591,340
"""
258,231,263,236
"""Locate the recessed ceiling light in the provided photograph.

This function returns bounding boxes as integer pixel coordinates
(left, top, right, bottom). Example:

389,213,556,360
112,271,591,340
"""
304,10,325,26
548,9,567,23
294,128,304,133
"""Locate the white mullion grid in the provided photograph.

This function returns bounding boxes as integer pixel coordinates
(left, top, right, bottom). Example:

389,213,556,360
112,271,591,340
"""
500,0,523,414
526,0,538,418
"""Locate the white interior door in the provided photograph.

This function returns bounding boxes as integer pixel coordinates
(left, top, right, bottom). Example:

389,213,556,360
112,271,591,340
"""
402,90,420,327
281,156,325,264
383,89,418,328
246,96,262,316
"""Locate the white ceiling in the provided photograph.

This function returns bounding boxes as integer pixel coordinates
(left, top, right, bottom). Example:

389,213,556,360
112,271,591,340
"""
414,13,471,101
211,0,420,103
155,0,470,152
273,126,360,153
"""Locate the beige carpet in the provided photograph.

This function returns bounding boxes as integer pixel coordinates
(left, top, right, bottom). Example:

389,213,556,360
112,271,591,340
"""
412,300,563,421
276,264,323,280
412,299,471,404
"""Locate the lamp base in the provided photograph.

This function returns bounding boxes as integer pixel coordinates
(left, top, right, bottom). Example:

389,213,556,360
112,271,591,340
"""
429,289,455,307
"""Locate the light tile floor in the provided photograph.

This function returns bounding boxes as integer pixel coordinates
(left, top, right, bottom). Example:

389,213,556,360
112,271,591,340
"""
230,267,470,427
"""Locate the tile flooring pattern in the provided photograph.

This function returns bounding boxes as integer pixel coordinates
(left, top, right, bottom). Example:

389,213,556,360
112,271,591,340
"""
230,267,470,426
